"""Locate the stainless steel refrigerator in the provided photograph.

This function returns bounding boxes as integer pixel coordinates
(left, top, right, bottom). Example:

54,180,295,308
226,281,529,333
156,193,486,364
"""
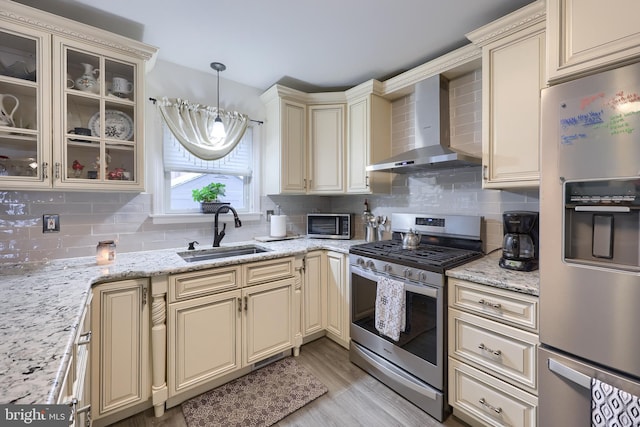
539,61,640,426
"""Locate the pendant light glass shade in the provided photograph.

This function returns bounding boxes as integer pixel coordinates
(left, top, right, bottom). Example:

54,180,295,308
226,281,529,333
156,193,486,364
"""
212,116,226,138
210,62,227,138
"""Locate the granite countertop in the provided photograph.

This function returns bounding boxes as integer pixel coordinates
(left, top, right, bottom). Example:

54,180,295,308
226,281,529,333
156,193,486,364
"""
1,238,536,406
446,251,540,296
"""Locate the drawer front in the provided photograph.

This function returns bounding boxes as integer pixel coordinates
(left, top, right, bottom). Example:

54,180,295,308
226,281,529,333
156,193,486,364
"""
449,308,538,393
244,257,294,287
449,358,538,427
449,278,538,331
169,266,241,303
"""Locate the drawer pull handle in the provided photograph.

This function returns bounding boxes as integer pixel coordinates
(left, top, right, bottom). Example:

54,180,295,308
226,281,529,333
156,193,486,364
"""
77,331,92,346
478,299,502,310
479,397,502,414
478,343,502,356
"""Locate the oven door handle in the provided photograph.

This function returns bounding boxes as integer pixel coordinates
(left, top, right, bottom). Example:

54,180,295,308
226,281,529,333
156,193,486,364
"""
351,267,439,299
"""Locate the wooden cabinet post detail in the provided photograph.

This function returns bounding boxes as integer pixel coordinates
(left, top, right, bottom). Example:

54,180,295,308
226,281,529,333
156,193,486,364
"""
150,275,168,417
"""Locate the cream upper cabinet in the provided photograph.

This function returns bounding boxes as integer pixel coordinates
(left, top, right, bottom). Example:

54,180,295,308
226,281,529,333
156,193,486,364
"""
0,20,51,190
345,81,392,194
0,1,156,191
261,83,392,195
467,2,546,189
547,0,640,82
52,36,148,190
260,85,307,194
307,103,345,193
91,279,150,426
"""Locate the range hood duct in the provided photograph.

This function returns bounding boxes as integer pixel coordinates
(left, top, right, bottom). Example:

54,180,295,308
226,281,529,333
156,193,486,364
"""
366,74,481,173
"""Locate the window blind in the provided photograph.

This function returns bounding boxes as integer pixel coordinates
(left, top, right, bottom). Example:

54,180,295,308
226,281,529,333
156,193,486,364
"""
163,125,252,176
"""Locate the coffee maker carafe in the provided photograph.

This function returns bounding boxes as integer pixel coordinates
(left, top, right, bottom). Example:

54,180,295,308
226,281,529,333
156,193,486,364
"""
499,211,539,271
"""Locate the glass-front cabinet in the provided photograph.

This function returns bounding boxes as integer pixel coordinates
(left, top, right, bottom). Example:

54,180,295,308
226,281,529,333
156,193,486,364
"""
0,1,156,191
0,22,51,189
53,37,143,189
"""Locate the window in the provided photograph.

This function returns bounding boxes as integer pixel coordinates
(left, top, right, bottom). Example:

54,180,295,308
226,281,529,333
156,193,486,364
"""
162,125,254,214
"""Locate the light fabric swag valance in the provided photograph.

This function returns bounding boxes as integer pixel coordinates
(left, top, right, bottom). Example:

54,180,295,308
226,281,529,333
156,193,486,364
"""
157,96,249,161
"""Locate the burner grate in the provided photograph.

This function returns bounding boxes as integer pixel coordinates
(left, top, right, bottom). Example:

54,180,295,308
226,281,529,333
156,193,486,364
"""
350,240,482,270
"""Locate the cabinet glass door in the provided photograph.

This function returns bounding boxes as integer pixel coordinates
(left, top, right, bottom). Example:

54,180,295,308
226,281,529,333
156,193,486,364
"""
61,44,138,186
0,27,48,187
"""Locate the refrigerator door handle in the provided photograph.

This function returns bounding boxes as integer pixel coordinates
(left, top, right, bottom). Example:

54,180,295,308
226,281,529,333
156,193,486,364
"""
548,358,591,389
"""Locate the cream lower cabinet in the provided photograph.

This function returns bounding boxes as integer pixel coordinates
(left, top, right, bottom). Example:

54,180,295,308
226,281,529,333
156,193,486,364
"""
302,250,350,349
91,279,150,427
243,278,294,364
325,251,349,348
448,278,539,427
57,292,92,427
166,257,297,404
302,251,324,336
467,2,546,189
547,0,640,82
168,289,242,397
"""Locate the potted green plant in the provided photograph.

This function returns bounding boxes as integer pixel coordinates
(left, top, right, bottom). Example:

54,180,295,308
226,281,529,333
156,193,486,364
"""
192,182,229,213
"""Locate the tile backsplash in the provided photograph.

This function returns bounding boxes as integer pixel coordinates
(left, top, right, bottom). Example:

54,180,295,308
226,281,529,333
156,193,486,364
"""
0,69,539,263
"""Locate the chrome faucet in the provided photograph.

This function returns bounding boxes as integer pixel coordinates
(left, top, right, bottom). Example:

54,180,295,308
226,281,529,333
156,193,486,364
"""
213,205,242,247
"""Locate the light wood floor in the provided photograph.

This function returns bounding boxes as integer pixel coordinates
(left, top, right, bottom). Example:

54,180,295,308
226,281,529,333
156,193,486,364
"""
112,337,470,427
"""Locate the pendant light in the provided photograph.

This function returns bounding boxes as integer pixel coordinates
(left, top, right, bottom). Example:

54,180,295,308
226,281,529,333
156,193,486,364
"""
210,62,227,139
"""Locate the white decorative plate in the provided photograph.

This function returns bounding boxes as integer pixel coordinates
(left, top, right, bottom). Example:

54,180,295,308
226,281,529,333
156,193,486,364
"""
88,110,133,140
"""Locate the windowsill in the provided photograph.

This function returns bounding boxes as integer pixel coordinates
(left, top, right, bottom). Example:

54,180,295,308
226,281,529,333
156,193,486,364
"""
150,212,262,224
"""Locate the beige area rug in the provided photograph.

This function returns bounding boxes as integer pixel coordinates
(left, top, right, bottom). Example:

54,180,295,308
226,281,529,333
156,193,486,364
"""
182,357,328,427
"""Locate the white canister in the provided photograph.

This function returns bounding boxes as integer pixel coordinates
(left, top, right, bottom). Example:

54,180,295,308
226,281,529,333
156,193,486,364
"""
270,215,287,237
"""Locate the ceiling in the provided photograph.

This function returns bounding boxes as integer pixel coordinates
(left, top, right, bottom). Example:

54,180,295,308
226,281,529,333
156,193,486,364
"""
15,0,536,92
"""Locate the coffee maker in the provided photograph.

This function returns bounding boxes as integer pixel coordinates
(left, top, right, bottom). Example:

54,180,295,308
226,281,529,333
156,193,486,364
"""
499,211,539,271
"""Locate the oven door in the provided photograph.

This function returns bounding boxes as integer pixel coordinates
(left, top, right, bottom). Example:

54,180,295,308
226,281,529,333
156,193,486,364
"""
350,264,445,390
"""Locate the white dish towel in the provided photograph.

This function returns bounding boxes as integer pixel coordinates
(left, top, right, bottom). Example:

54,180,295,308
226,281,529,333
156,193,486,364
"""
591,377,640,426
375,276,406,341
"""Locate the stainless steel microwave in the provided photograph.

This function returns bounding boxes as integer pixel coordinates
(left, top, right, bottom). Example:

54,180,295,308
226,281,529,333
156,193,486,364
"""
307,213,354,239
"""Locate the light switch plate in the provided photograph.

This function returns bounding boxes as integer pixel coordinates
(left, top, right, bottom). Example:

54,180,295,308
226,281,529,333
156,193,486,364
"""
43,214,60,233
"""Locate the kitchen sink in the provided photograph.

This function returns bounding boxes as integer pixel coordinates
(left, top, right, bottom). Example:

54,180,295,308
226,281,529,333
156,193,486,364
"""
177,245,271,263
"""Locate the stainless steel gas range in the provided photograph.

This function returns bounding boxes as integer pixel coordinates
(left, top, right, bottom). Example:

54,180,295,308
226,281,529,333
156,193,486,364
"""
348,213,483,422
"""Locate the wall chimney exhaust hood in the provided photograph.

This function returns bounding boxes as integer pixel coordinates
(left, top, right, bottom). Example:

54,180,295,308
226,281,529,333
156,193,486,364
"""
366,74,481,173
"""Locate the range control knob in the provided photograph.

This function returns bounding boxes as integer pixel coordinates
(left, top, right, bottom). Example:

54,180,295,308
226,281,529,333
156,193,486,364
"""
384,264,393,273
356,258,365,266
366,260,375,269
404,268,412,278
419,272,427,282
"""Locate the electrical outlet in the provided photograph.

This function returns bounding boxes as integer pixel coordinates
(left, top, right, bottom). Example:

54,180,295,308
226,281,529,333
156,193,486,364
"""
43,214,60,233
266,210,274,222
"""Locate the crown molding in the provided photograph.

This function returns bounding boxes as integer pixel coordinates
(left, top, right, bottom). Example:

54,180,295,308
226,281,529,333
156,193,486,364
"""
0,0,157,62
466,0,546,46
